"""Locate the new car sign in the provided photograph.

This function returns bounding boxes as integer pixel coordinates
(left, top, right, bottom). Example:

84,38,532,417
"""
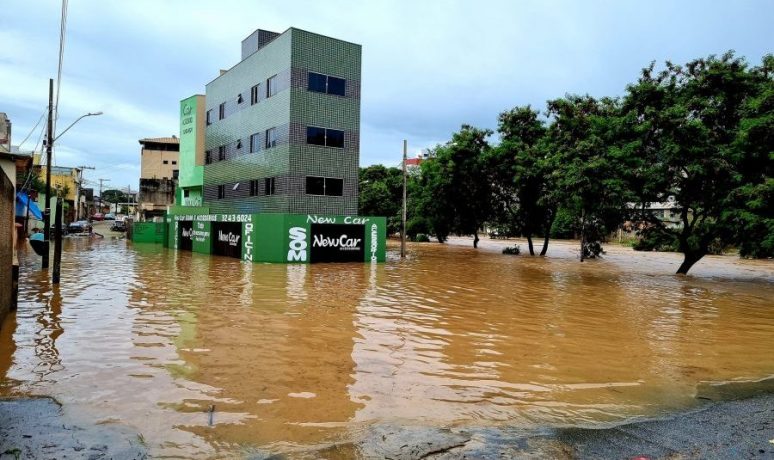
310,224,365,263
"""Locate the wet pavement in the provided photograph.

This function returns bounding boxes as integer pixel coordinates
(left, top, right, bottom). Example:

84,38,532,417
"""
1,229,773,458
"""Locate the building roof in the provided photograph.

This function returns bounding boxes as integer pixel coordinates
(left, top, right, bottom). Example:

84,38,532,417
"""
139,137,179,145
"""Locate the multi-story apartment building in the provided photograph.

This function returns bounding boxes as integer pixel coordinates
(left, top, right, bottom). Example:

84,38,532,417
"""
201,27,361,215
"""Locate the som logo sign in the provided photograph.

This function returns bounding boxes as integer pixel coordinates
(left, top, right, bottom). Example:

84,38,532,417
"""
287,227,308,262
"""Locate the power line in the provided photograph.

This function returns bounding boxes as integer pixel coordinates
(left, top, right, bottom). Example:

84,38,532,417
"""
52,0,69,166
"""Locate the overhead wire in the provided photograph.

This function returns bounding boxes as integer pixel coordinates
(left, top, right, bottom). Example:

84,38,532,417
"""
52,0,69,166
16,109,46,150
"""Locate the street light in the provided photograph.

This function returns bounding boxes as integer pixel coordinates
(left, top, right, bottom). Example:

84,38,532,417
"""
53,111,103,143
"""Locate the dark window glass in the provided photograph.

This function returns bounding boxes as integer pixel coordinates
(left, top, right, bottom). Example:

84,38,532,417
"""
172,170,179,179
267,75,277,98
183,189,190,198
237,93,243,104
236,139,242,149
206,110,212,126
306,176,325,195
265,127,277,148
218,145,225,161
327,76,346,96
306,126,326,146
326,129,344,148
172,161,177,165
217,185,225,199
264,177,276,195
249,179,258,197
218,103,225,120
325,178,343,196
308,72,327,93
250,133,260,153
205,150,212,164
251,84,259,105
163,160,168,164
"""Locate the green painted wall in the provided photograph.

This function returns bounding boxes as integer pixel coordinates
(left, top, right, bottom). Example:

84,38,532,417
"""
132,222,166,244
165,210,385,263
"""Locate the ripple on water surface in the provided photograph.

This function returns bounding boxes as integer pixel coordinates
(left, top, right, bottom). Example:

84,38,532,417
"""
1,237,773,457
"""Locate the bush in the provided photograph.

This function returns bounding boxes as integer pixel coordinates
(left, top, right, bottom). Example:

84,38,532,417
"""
502,245,520,255
413,233,430,242
632,231,679,252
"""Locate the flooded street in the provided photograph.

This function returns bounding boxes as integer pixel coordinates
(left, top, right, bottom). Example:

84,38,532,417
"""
1,236,773,458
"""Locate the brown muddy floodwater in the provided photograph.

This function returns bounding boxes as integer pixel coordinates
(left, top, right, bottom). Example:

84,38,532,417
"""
1,236,773,458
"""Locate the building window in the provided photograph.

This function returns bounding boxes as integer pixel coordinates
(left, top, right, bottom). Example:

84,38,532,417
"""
250,133,260,153
250,84,259,105
266,75,278,98
265,127,277,148
308,72,327,93
306,126,344,148
206,110,212,125
237,93,243,104
307,72,346,96
172,160,177,165
217,185,225,199
172,170,179,179
183,189,190,198
249,179,259,197
218,145,226,161
305,176,343,196
218,102,225,120
205,150,212,164
326,129,344,148
236,139,242,150
163,160,169,164
327,76,346,96
264,177,276,196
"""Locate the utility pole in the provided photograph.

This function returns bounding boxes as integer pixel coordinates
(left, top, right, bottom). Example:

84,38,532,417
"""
401,139,407,259
76,165,95,219
98,178,110,213
42,79,54,269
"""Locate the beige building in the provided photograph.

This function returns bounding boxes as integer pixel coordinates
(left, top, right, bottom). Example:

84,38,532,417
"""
138,136,179,220
139,136,180,180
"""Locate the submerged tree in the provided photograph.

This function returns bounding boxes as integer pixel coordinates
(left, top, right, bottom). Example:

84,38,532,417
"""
418,125,493,247
621,52,770,274
488,106,556,255
546,95,629,261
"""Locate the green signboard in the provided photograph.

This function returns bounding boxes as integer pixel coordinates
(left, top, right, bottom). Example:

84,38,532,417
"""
152,211,386,263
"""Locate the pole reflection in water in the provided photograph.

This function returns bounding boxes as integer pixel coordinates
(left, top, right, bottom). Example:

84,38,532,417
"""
0,237,772,458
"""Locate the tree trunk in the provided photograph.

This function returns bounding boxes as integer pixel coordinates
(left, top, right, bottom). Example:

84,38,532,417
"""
526,235,535,256
540,212,555,256
473,231,479,248
677,251,705,275
579,209,586,262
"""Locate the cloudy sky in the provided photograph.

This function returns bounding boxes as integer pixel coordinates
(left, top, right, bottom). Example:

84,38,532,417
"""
1,0,772,192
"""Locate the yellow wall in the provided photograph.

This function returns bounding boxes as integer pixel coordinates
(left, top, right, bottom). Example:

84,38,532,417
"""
141,149,180,179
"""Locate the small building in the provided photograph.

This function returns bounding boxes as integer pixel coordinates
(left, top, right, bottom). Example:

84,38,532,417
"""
138,136,180,220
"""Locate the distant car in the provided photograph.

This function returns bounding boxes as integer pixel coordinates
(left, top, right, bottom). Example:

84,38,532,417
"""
92,213,104,221
68,220,92,234
104,213,116,220
111,220,127,232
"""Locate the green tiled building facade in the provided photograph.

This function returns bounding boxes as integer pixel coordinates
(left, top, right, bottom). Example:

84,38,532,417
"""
202,28,361,216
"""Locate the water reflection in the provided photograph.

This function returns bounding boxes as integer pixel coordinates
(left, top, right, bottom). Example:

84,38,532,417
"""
1,238,773,457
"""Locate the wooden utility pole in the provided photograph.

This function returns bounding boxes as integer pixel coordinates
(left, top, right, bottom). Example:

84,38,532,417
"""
42,78,54,269
53,198,63,284
98,178,110,213
401,139,407,258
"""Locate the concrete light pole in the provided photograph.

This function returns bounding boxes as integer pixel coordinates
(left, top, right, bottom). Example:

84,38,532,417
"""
401,139,407,259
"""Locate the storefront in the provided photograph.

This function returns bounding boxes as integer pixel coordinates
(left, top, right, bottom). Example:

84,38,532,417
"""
152,212,386,264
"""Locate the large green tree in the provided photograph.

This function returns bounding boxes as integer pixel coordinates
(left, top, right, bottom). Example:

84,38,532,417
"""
418,125,493,247
546,95,630,261
358,165,404,234
488,106,556,255
620,52,770,274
